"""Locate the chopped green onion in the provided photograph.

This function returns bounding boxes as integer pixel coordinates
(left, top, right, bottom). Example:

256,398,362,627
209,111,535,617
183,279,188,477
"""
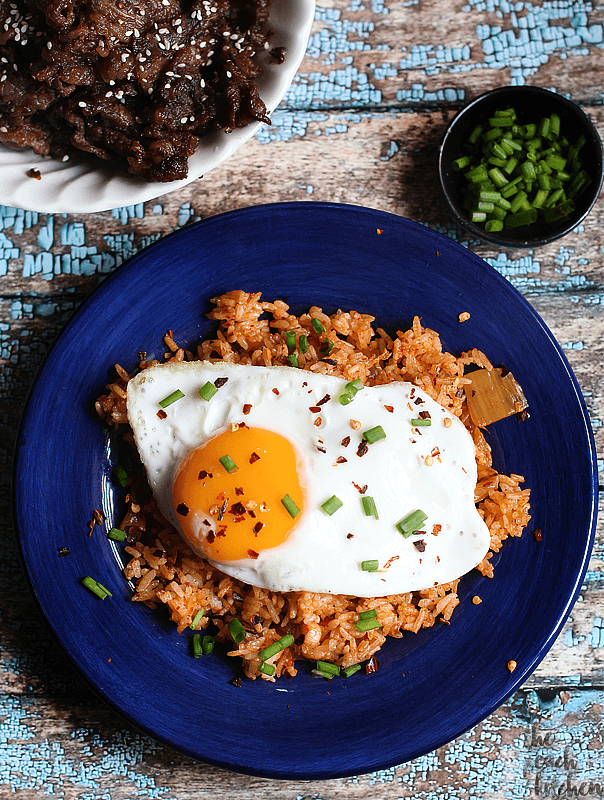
361,560,379,572
321,495,343,515
281,494,301,518
396,509,428,537
202,635,215,654
505,208,538,228
358,608,377,620
81,576,112,599
323,339,334,355
311,318,325,334
339,379,364,405
259,634,295,661
485,220,504,233
452,155,471,171
190,609,205,629
468,124,483,144
114,465,129,487
287,353,299,368
192,633,203,658
410,418,431,427
362,425,386,444
228,618,246,644
108,527,126,541
478,190,501,203
199,381,218,401
317,660,341,676
544,198,575,223
342,664,362,677
159,389,185,408
354,617,382,632
299,334,308,354
361,496,378,519
285,331,297,353
258,661,276,676
219,455,238,474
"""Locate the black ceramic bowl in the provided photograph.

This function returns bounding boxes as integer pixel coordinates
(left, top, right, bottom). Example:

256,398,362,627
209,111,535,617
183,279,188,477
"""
438,86,603,247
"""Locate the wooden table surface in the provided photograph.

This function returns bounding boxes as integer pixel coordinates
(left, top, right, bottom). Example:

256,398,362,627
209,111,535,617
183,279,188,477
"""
1,0,603,796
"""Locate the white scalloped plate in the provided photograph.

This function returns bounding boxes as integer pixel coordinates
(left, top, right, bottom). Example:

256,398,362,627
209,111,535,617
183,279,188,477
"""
0,0,314,213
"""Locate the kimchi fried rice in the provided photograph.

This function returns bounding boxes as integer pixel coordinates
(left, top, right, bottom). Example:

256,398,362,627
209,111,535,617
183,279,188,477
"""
95,290,531,681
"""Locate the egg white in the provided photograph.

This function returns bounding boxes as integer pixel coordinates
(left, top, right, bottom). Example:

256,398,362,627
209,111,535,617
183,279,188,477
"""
126,361,490,596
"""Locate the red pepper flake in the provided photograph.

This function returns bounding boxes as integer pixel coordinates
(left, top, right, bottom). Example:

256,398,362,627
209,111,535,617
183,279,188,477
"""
216,525,228,537
365,656,380,674
313,417,322,427
316,394,331,406
317,445,327,453
383,555,400,569
419,410,431,419
347,533,354,539
432,524,442,536
272,388,280,395
57,546,70,557
93,509,105,525
177,503,189,516
384,405,394,413
207,531,215,544
247,509,256,519
334,456,347,465
214,377,228,388
235,487,244,496
230,502,246,516
413,540,426,552
341,436,351,447
376,228,383,235
27,168,42,180
253,522,264,534
356,439,369,457
414,397,424,405
248,549,259,559
242,404,252,415
533,528,542,542
198,470,213,480
217,500,228,521
410,387,415,398
233,516,245,523
203,519,211,526
86,519,95,536
249,452,260,464
352,482,368,494
157,409,168,419
302,382,308,387
309,406,321,413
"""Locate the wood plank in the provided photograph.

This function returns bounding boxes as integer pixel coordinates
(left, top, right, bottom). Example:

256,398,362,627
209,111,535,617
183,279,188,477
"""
1,689,603,798
288,0,604,108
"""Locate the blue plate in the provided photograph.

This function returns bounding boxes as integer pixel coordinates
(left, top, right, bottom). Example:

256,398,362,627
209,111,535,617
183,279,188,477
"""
13,202,598,779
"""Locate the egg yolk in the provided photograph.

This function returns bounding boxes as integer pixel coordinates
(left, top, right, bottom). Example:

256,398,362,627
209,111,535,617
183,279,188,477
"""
172,426,306,562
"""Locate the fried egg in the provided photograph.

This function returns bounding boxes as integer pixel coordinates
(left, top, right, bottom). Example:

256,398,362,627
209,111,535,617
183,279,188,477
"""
126,361,490,596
